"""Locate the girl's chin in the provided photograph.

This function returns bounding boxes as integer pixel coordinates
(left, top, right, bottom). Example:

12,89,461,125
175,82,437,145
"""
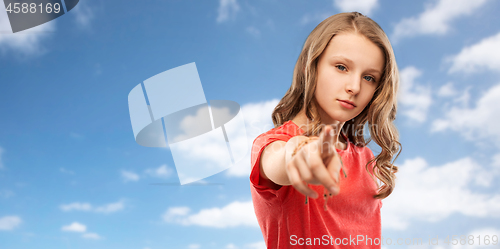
322,113,354,123
321,117,353,124
317,108,355,124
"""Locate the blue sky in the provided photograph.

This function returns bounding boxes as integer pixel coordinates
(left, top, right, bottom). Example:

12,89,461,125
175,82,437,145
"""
1,0,500,248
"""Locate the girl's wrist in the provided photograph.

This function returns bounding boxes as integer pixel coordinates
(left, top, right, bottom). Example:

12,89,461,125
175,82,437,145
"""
291,137,318,157
291,139,311,157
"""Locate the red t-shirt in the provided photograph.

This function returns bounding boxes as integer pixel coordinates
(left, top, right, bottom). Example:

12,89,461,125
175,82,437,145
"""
250,120,382,248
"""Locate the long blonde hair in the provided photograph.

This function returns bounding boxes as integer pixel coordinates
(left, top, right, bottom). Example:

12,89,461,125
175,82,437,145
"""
272,12,401,199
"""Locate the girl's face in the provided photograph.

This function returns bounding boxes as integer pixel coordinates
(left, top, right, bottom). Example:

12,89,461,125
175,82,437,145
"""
314,32,384,124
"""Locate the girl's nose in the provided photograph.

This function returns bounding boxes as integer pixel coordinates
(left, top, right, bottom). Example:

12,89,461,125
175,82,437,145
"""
345,75,361,95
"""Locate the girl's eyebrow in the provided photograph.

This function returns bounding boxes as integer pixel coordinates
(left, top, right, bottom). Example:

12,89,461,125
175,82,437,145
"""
329,55,382,76
365,68,382,76
329,55,353,64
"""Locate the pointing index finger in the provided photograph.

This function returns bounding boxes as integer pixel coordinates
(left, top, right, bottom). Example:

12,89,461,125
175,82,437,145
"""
319,125,335,158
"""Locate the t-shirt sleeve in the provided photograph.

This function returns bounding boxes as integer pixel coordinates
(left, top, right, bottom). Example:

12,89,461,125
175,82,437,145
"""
249,133,292,192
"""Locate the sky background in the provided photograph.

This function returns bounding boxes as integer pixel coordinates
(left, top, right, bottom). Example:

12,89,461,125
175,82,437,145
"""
1,0,500,248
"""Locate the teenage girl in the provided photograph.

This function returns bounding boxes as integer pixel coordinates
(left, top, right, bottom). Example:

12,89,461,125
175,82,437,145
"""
250,12,401,248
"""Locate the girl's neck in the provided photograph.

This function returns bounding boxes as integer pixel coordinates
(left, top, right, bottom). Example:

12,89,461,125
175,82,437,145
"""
291,108,347,151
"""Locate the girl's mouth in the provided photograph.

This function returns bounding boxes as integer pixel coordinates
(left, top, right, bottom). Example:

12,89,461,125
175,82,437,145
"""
338,100,355,109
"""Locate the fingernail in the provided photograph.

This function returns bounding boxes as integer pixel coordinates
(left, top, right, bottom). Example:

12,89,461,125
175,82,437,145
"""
311,192,318,198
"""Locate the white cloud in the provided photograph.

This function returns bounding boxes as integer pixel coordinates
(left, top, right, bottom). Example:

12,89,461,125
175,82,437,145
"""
392,0,489,41
172,106,227,143
0,3,55,56
453,87,471,107
216,0,240,23
61,222,86,232
61,222,102,239
382,157,500,230
0,216,22,230
71,1,94,29
245,241,266,249
187,244,201,249
162,200,258,228
226,99,278,177
447,32,500,74
121,170,140,182
162,207,190,221
152,99,277,181
145,164,173,179
333,0,378,16
122,164,174,181
167,103,250,184
493,153,500,168
241,99,279,142
437,82,458,97
397,67,432,123
94,201,124,214
60,202,92,212
431,83,500,148
60,200,124,214
437,82,471,109
172,127,236,182
82,232,102,240
449,227,500,249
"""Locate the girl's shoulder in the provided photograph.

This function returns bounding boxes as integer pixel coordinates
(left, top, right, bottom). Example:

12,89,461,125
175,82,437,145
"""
251,121,302,156
254,121,302,142
272,120,302,135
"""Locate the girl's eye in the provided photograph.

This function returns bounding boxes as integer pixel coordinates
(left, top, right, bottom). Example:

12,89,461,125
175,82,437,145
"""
364,75,375,82
336,65,346,71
